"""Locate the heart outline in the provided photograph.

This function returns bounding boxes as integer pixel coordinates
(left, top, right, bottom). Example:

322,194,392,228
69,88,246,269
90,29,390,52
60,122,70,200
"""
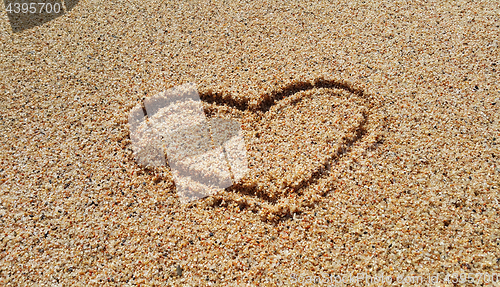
127,76,385,220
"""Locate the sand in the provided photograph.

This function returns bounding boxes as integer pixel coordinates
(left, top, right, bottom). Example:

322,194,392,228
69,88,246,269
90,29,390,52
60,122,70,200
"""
0,0,499,285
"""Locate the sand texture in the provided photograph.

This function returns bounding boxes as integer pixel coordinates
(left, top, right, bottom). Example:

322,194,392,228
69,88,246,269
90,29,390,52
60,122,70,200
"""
0,0,499,285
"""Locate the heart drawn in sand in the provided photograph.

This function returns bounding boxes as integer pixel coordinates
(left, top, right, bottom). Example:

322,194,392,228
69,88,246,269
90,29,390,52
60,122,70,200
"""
127,78,381,219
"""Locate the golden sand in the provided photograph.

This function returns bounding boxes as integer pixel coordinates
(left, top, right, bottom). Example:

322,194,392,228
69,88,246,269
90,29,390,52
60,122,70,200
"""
0,0,499,285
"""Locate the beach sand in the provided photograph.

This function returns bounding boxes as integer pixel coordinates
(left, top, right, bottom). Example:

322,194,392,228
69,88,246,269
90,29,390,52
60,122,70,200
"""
0,0,499,285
